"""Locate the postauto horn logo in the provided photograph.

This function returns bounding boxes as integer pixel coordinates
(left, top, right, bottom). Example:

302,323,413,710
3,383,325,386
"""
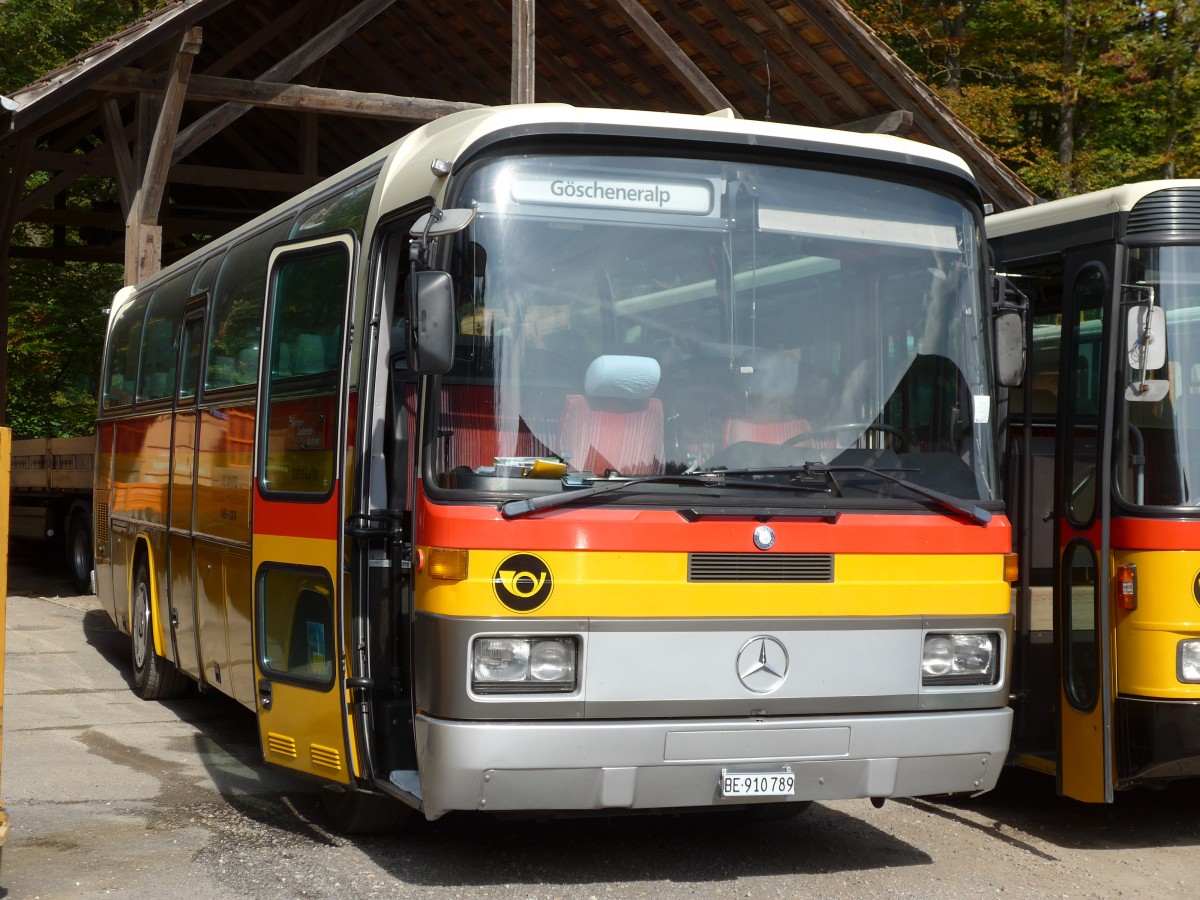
493,553,553,612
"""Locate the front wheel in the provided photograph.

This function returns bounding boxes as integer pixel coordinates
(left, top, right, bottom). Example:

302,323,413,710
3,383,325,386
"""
130,558,190,700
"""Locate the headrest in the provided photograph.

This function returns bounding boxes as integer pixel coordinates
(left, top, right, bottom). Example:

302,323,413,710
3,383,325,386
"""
584,355,661,401
741,351,799,399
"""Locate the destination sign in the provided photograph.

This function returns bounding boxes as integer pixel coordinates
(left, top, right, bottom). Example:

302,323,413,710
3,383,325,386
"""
511,174,714,215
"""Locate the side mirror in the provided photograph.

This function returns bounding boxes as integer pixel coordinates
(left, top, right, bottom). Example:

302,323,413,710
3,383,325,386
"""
994,310,1026,388
405,270,456,374
1127,305,1166,371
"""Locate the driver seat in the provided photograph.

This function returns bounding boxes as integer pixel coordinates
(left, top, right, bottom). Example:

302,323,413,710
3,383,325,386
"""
722,351,817,446
558,355,664,475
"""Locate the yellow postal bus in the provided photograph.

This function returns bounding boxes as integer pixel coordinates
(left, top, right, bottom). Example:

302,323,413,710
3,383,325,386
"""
95,104,1017,829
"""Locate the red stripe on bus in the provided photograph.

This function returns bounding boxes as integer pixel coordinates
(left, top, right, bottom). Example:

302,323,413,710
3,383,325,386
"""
1112,517,1200,551
415,490,1011,554
254,492,340,540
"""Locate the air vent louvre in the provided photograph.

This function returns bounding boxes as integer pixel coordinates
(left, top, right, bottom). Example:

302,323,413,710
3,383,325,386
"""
310,743,343,772
95,503,110,545
1128,188,1200,236
266,732,298,759
688,553,834,583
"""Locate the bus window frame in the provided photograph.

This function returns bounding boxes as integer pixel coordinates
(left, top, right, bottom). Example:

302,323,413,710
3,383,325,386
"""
256,231,357,504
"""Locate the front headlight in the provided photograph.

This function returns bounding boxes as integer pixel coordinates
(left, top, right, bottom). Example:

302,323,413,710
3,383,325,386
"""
1178,639,1200,683
473,636,577,693
922,632,999,686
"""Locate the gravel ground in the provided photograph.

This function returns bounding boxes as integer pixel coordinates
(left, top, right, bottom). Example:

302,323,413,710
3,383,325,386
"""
4,553,1199,899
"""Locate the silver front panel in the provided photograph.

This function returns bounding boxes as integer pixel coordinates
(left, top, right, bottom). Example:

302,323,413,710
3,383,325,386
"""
413,612,1011,720
412,707,1013,819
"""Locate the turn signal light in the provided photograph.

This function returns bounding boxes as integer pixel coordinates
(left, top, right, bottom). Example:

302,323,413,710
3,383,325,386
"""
428,547,469,581
1116,563,1137,610
1003,553,1019,583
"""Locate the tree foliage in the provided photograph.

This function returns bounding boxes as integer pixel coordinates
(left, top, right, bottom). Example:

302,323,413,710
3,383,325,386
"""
0,0,148,94
0,0,149,436
6,258,115,437
849,0,1200,197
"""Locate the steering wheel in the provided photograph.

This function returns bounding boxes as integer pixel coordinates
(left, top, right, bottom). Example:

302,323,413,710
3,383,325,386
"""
782,422,908,453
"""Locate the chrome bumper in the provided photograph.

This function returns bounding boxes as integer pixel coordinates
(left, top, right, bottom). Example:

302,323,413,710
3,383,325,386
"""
411,708,1013,819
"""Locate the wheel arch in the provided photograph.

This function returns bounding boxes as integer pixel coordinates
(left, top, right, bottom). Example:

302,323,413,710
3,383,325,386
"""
129,535,168,659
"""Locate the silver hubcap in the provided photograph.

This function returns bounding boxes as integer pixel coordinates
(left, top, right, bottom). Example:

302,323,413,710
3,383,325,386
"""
133,580,150,669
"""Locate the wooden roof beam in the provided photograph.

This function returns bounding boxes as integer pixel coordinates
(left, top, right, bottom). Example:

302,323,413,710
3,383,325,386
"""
689,1,839,125
134,27,201,227
171,0,400,163
744,0,873,119
522,4,647,108
101,68,483,122
607,0,734,114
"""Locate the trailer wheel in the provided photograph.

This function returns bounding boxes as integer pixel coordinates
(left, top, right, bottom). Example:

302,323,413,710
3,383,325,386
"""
131,558,190,700
66,510,93,595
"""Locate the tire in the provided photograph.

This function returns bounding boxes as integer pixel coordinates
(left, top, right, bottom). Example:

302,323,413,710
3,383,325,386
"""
66,511,93,595
321,785,413,834
130,558,190,700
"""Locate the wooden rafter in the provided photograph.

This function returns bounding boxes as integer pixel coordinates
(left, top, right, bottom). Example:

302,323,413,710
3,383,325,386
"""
171,0,400,163
99,69,484,122
134,27,202,227
607,0,733,113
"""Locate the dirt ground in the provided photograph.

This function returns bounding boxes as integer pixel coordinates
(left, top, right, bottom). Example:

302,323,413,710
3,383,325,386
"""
4,552,1200,899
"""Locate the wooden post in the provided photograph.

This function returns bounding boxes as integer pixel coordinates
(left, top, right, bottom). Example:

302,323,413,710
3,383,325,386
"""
512,0,535,104
124,27,201,286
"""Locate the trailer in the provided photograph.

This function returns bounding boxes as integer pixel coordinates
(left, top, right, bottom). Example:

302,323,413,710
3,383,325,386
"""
9,435,94,593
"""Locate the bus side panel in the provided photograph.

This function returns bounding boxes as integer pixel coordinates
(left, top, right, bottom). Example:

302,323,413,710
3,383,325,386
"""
193,403,254,702
94,422,117,622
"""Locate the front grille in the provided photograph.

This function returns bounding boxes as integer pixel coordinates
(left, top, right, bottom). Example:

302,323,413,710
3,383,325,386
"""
688,553,834,583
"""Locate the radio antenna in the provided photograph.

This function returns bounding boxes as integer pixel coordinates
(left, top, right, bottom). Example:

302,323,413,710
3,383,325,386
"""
763,50,772,121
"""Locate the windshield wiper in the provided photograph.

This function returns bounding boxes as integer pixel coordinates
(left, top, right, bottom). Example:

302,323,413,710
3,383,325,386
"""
499,471,826,519
800,462,991,525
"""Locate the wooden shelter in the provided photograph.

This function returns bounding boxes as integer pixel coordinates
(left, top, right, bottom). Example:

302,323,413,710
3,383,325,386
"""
0,0,1036,419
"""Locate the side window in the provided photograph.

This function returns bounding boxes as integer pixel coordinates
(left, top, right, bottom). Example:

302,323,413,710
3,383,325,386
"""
259,237,352,497
206,221,290,391
1064,266,1106,525
102,293,148,409
137,273,193,403
1062,539,1100,711
257,566,334,686
178,303,205,402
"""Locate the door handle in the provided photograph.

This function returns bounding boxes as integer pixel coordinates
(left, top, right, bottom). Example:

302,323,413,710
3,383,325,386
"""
257,679,273,711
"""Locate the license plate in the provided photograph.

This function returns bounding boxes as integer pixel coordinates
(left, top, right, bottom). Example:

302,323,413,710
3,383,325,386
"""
721,771,795,797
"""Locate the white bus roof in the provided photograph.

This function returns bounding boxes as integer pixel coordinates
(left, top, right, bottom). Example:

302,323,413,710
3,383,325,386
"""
986,179,1200,238
121,103,979,301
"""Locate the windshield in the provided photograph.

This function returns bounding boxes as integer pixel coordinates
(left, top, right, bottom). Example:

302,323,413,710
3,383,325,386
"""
1119,245,1200,507
422,153,996,505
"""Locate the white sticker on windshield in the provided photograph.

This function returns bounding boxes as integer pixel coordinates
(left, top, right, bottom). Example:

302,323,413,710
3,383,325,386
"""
973,394,990,424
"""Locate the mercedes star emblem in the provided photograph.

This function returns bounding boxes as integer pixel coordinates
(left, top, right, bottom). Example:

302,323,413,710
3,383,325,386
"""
736,635,789,694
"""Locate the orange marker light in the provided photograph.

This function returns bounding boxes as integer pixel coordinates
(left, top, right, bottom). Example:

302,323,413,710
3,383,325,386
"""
1116,564,1137,610
429,547,469,581
1003,553,1019,583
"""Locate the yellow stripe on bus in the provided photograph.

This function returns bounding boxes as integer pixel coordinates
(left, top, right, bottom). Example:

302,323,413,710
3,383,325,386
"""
417,549,1010,618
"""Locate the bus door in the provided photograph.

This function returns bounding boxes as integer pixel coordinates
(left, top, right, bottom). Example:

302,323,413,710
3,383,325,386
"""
252,234,356,784
1055,253,1116,802
167,298,206,679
